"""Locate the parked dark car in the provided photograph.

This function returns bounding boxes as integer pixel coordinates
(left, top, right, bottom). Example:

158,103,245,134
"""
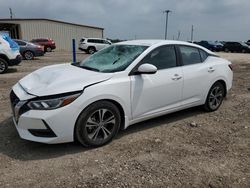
223,42,250,53
13,39,44,60
30,38,56,52
197,41,223,52
246,40,250,46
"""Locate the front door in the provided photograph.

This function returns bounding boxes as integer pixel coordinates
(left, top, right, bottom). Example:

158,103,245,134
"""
130,45,183,119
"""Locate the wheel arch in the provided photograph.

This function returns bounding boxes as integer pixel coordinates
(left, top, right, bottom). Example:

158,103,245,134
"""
73,99,126,141
87,46,96,50
0,54,9,63
216,79,227,97
208,79,227,98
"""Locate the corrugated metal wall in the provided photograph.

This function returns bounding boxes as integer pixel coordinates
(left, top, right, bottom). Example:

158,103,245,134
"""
0,20,103,51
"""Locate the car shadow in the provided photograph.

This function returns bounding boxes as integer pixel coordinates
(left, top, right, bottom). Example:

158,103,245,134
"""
0,107,203,161
5,68,17,73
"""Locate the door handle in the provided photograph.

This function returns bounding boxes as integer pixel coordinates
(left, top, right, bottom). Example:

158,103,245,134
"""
172,74,182,81
208,67,215,73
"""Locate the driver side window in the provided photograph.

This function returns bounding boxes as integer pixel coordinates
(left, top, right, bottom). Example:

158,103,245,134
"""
141,45,177,70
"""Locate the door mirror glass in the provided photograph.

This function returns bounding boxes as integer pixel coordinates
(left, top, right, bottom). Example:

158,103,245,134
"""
137,64,157,74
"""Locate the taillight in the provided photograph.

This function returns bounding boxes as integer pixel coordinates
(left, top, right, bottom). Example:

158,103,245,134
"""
36,46,43,50
228,64,234,71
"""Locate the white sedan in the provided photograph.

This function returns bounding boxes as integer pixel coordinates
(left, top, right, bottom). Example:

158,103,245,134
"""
10,40,233,147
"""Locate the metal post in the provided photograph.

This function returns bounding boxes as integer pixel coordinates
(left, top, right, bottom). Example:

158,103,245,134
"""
191,25,194,42
164,10,171,40
72,39,76,63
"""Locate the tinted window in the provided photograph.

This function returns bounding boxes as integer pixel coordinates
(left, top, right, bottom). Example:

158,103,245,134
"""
179,46,202,65
15,40,26,46
96,40,103,44
141,45,177,70
199,49,208,62
80,38,85,43
89,39,97,43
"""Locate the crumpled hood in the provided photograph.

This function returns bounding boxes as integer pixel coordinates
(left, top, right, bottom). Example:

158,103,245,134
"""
18,63,113,96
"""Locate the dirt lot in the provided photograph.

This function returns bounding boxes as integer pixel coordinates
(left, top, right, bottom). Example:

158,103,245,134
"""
0,51,249,188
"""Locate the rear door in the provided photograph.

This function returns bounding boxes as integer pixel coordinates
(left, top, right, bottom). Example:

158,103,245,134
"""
130,45,183,118
179,45,212,106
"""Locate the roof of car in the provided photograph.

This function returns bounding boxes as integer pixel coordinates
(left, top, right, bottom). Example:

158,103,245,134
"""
117,40,214,53
82,38,108,40
118,40,199,47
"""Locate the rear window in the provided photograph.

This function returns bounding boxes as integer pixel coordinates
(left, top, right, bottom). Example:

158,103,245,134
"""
15,40,26,46
199,49,208,61
80,38,85,43
179,46,202,65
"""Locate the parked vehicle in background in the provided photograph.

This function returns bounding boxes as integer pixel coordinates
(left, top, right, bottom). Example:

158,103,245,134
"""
0,34,22,74
30,38,56,52
79,38,111,54
223,42,250,53
10,40,233,147
197,41,223,52
13,39,44,60
246,40,250,46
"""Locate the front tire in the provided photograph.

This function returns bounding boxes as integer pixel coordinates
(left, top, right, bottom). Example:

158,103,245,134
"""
75,101,121,147
203,82,225,112
0,58,8,74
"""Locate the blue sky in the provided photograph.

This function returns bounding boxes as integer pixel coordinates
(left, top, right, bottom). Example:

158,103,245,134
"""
1,0,250,41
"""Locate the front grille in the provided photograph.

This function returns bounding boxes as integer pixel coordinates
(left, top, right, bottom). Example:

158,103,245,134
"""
10,90,30,122
10,90,20,108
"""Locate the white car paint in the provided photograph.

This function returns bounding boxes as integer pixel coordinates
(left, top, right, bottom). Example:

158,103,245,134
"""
79,38,111,52
10,40,233,144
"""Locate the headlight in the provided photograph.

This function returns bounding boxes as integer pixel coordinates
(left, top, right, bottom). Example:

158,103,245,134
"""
28,93,81,110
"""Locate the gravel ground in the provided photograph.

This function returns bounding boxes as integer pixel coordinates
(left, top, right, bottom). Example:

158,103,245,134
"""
0,51,249,188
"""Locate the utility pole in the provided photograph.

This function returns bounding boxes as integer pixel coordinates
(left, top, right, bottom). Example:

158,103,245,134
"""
9,8,13,19
191,25,194,42
163,10,171,40
177,30,181,40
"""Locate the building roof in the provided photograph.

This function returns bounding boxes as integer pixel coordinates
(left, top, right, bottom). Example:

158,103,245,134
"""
0,18,104,30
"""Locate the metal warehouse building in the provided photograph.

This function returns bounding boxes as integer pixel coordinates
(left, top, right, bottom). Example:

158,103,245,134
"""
0,18,104,51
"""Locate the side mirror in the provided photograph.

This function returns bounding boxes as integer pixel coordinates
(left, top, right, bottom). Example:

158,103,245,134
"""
137,64,157,74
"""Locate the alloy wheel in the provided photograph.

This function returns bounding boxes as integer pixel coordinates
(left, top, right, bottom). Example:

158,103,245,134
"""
46,47,52,52
85,109,116,141
208,86,224,110
24,51,34,60
0,61,6,73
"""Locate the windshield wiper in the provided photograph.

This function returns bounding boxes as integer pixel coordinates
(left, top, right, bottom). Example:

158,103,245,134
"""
80,65,100,72
112,57,120,64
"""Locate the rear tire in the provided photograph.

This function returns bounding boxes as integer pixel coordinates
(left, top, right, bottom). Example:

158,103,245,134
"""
0,58,8,74
46,47,52,52
75,101,121,147
24,51,34,60
203,82,225,112
87,47,96,54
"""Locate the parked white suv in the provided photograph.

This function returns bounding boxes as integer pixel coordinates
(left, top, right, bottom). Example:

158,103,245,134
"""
0,34,22,73
79,38,111,54
10,40,233,147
